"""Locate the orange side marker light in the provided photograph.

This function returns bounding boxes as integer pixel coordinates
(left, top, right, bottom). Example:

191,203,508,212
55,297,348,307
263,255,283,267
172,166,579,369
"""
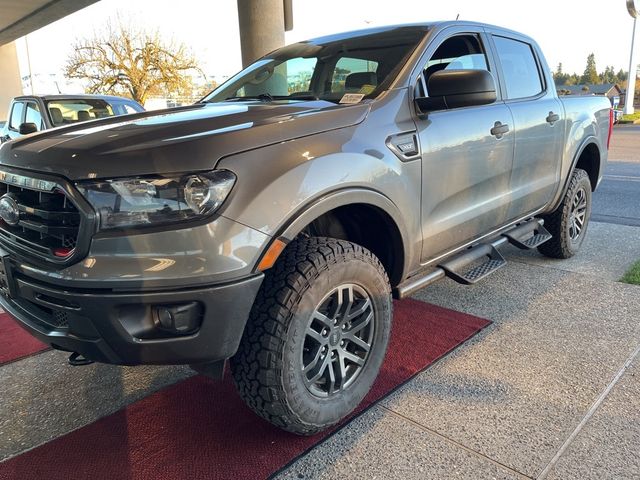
257,238,287,271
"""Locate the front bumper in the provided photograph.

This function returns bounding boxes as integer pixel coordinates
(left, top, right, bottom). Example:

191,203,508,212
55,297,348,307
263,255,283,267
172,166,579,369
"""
0,268,263,366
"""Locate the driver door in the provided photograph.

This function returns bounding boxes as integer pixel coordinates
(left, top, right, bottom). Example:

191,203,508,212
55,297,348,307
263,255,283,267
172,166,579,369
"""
5,101,26,141
414,29,515,263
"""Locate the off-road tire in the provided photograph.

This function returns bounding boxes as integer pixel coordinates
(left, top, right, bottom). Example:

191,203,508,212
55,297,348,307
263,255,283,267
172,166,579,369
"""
538,168,592,259
230,237,392,435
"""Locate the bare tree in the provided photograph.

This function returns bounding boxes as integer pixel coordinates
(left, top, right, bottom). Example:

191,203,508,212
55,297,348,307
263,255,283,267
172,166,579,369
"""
65,20,203,105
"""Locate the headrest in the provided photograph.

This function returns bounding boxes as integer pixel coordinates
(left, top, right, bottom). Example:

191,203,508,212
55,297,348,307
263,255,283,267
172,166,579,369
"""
77,110,91,122
49,107,64,125
345,71,377,90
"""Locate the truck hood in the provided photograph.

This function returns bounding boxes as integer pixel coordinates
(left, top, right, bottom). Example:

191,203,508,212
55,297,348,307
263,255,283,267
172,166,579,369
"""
0,100,369,181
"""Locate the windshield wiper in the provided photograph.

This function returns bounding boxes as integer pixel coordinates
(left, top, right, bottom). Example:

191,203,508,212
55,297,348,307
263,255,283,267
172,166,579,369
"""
209,93,320,104
224,93,274,102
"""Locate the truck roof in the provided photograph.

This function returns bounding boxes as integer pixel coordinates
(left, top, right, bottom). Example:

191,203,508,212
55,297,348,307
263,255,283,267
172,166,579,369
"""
307,21,530,44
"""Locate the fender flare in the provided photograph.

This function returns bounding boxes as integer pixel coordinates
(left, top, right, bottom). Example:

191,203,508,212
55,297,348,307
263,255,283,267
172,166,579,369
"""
268,188,411,282
551,135,601,211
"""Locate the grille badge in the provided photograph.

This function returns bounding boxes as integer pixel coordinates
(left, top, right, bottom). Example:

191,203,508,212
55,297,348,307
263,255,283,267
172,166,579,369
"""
0,194,20,226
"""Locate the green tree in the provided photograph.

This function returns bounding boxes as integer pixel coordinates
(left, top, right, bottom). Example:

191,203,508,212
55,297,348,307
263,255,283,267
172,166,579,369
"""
65,20,203,105
616,68,628,83
600,66,616,84
580,53,599,85
565,73,580,86
553,62,570,86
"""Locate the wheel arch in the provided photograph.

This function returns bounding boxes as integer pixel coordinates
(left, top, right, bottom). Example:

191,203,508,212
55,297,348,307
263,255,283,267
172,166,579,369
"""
573,141,601,192
276,189,410,287
552,137,602,212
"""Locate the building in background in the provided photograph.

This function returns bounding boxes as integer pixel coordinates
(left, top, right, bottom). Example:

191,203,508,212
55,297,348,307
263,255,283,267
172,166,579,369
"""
558,83,623,108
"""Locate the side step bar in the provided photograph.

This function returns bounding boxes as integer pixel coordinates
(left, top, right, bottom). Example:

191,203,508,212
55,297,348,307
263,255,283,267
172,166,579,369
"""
502,220,552,250
394,218,550,299
439,244,506,285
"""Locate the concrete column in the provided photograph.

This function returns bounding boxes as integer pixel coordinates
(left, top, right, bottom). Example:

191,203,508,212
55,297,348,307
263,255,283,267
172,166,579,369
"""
0,42,23,122
237,0,285,68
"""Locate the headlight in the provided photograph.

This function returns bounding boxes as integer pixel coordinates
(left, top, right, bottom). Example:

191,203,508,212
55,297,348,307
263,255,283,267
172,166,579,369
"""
77,170,236,230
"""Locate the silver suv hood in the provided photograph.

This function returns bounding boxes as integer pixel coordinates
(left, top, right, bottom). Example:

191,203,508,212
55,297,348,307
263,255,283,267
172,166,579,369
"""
0,101,369,180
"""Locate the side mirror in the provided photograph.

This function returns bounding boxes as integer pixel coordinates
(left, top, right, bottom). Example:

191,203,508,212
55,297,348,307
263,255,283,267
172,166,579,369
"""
415,69,497,114
18,122,38,135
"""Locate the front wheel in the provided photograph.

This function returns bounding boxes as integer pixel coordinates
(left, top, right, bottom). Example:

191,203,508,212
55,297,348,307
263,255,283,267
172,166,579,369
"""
230,237,392,435
538,168,592,259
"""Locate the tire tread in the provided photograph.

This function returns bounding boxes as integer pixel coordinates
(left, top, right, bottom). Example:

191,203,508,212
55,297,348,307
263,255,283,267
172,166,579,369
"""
538,168,591,259
230,236,389,435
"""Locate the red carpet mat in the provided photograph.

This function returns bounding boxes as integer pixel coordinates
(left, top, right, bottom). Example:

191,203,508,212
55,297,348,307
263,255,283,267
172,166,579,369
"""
0,312,49,366
0,299,490,480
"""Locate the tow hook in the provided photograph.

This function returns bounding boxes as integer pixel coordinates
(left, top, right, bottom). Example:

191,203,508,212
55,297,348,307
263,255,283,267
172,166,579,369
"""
68,352,94,366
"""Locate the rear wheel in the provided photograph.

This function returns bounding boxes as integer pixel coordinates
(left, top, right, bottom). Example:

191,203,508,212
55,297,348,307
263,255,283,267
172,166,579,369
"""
230,237,392,435
538,168,592,259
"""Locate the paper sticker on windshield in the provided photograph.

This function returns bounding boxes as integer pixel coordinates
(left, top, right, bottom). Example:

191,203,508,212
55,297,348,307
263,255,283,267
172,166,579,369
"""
359,84,376,95
339,93,365,104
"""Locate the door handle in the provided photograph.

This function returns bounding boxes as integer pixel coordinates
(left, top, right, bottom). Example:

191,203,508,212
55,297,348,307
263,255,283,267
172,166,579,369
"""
490,121,510,139
546,112,560,125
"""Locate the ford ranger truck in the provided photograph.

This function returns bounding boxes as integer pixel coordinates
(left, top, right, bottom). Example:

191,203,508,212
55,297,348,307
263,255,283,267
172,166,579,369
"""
0,22,611,434
1,94,145,143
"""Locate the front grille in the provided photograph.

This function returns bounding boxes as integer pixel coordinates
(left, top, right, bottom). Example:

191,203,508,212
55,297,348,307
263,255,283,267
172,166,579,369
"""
0,174,81,260
51,310,70,328
15,296,70,330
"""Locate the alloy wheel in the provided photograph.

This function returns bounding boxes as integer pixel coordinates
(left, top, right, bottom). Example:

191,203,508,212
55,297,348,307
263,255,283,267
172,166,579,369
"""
569,187,588,241
302,283,375,397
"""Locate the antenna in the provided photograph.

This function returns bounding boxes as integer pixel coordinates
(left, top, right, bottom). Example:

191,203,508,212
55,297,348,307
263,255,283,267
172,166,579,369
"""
456,13,460,20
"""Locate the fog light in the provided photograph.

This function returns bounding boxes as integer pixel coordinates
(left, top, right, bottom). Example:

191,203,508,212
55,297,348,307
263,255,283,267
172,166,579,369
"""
152,302,203,334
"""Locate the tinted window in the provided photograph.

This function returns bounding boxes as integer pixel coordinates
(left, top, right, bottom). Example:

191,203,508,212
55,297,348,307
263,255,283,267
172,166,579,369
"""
423,35,489,97
9,102,25,130
25,102,43,131
493,36,543,99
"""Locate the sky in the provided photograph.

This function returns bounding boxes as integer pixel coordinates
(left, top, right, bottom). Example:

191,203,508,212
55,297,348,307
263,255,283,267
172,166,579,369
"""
14,0,640,94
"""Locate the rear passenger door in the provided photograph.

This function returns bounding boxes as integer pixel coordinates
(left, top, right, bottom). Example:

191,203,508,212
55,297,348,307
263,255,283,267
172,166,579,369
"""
490,34,564,220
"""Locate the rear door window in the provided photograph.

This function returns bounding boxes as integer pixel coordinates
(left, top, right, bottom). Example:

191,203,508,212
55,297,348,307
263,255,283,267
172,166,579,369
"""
492,36,544,99
9,102,25,130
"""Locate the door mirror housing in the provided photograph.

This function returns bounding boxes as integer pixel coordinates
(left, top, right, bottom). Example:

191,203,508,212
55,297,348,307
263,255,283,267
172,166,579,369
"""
18,122,38,135
415,69,497,114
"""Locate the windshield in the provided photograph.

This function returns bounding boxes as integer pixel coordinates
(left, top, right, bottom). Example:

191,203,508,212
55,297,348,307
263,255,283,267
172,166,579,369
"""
203,26,428,104
46,99,116,127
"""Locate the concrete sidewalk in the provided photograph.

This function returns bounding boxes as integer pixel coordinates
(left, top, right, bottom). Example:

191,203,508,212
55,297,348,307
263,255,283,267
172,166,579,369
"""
278,222,640,479
1,221,637,479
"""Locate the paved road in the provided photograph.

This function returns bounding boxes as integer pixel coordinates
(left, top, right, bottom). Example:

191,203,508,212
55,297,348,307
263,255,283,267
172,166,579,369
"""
592,126,640,227
608,124,640,163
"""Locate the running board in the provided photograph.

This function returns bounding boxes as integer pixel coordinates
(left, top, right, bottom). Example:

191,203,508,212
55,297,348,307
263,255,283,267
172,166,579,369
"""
502,219,552,250
395,236,512,298
393,218,551,298
438,244,506,285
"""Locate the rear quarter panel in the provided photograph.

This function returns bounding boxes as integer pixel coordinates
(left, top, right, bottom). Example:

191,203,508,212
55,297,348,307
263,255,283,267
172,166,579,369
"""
550,95,610,209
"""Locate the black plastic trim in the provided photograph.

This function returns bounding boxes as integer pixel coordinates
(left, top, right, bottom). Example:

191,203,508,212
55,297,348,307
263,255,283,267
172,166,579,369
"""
0,165,96,268
0,272,264,365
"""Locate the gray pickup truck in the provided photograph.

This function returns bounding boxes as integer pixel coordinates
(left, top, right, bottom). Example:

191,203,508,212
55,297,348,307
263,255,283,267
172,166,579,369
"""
0,22,611,434
0,94,144,143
